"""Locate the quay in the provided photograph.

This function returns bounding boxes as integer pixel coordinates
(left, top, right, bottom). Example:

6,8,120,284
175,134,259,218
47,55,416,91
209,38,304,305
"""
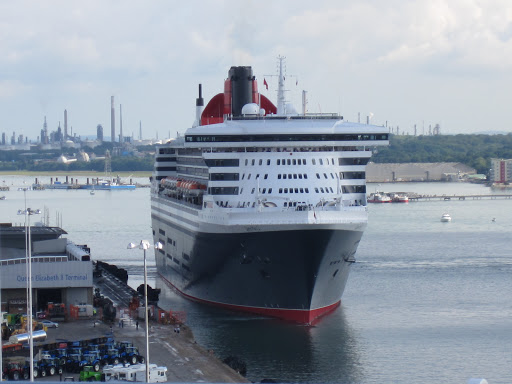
1,224,246,382
2,266,249,382
91,264,249,383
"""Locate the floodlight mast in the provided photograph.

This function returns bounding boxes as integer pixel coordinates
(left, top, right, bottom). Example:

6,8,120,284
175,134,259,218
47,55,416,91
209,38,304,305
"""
127,240,162,382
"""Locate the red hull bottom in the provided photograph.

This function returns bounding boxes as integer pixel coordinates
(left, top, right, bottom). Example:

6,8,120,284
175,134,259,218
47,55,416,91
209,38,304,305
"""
159,274,340,325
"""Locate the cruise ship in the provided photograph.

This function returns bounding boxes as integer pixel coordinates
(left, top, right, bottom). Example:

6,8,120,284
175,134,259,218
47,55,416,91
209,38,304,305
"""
151,60,389,323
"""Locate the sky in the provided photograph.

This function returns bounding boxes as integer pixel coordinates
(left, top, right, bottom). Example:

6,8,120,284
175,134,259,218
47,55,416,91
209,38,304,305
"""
1,0,512,142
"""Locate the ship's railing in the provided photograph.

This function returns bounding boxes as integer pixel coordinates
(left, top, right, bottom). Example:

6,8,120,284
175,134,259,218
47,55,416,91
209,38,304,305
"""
201,146,372,153
228,113,342,121
208,203,367,214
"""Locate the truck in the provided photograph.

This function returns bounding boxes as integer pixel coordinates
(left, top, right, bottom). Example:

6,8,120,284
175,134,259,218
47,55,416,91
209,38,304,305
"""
101,348,121,366
55,347,69,364
83,351,102,372
121,346,145,365
79,365,104,382
5,362,29,381
38,353,61,376
25,359,45,378
66,354,88,373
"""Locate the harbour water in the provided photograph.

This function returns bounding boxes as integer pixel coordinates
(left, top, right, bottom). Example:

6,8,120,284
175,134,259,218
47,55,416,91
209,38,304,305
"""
1,176,511,383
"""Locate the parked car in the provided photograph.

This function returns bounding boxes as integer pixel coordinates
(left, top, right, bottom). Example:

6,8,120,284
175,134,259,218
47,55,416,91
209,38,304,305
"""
41,320,59,328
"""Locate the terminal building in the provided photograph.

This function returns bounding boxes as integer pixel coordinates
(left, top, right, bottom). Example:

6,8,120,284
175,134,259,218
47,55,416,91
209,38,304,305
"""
0,223,93,316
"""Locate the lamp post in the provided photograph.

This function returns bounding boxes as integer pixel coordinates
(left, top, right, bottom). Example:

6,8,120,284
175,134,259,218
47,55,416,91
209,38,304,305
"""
0,265,2,381
127,240,162,383
17,203,41,383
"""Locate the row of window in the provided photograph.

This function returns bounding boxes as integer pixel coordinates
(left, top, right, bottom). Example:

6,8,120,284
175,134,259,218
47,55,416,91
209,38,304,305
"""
208,187,240,195
203,145,365,153
217,172,365,182
177,156,206,166
176,166,209,178
246,158,271,166
204,159,240,167
278,187,311,194
210,173,239,181
161,145,374,158
177,148,202,156
202,157,369,168
156,157,176,163
342,186,366,193
278,173,308,179
242,173,268,180
276,158,307,166
207,185,365,195
208,171,365,181
156,166,176,172
158,148,176,155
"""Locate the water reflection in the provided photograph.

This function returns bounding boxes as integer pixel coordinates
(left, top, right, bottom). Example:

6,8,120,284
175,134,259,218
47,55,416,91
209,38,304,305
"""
156,277,362,383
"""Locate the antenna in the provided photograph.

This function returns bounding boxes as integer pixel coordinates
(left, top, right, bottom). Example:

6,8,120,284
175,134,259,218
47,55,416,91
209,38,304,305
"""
265,55,298,115
277,56,286,114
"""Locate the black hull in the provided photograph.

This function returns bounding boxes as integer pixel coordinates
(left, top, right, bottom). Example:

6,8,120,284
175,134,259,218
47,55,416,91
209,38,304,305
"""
152,213,363,323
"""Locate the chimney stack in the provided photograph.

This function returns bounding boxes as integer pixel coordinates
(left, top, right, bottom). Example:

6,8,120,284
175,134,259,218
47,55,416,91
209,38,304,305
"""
111,96,115,142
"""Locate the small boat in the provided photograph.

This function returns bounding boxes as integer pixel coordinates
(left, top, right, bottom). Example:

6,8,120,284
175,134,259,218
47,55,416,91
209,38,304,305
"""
390,193,409,203
367,193,392,203
0,195,5,200
90,189,95,195
441,213,451,222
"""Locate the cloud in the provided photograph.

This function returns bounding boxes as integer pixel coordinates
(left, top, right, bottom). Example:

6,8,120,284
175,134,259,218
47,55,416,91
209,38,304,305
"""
1,0,512,138
377,0,512,72
0,80,29,99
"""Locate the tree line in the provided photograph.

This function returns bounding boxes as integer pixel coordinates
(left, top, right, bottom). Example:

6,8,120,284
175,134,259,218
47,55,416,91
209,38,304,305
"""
372,133,512,174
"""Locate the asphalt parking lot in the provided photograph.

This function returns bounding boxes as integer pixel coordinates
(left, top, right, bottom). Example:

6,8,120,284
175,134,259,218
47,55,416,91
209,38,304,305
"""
8,317,247,383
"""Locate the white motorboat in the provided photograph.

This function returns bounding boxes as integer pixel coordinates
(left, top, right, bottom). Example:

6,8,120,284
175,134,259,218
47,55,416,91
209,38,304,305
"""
441,213,451,222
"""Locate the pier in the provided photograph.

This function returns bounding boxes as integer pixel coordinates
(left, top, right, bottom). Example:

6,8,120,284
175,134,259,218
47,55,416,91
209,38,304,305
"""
30,176,150,190
400,192,512,202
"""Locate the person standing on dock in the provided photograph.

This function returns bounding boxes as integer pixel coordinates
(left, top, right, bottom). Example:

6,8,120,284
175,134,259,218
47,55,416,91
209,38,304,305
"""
136,320,139,330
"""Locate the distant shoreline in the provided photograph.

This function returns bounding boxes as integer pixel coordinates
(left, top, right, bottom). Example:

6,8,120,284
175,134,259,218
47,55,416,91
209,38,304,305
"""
0,171,152,177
